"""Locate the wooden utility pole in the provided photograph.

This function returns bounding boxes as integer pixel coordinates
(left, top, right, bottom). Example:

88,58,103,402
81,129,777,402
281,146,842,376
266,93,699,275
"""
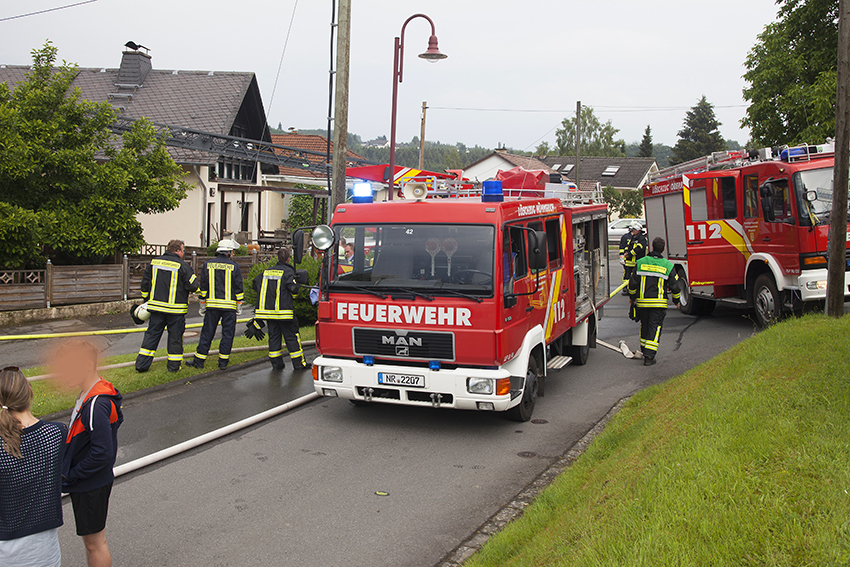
828,0,850,317
575,100,582,189
330,0,351,218
419,101,427,170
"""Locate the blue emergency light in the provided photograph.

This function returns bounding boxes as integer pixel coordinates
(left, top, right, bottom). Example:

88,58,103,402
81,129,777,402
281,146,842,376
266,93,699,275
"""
363,355,375,366
429,360,441,371
352,182,374,204
482,180,504,202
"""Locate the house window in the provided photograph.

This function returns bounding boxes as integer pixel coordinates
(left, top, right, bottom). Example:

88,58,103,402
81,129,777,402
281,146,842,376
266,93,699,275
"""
601,166,620,177
562,164,574,175
551,164,562,171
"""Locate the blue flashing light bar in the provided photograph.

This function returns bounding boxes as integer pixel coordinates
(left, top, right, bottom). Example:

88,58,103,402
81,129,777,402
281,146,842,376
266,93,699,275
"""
429,360,441,371
363,355,375,366
352,182,374,204
482,180,504,202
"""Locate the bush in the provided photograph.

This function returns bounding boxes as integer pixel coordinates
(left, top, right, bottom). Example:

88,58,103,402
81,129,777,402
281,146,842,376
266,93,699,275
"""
243,254,322,325
206,240,248,257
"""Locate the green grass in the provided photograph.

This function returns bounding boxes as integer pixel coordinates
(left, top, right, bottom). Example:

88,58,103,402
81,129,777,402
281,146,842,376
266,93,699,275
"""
466,315,850,567
24,326,314,418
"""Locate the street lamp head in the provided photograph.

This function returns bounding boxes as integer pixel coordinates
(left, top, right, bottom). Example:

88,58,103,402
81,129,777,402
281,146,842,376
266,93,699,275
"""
418,35,447,62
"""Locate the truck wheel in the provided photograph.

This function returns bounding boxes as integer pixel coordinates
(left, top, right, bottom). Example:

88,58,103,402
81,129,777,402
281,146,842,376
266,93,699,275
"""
753,274,781,328
569,325,595,366
677,268,711,316
507,357,540,422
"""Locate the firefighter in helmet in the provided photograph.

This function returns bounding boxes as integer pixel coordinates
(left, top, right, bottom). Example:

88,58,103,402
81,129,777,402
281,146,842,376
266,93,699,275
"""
247,248,308,370
623,221,647,289
188,239,244,370
628,236,681,366
135,239,199,373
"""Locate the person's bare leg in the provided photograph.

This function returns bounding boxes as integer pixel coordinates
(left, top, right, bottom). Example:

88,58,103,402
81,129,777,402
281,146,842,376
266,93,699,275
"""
82,530,111,567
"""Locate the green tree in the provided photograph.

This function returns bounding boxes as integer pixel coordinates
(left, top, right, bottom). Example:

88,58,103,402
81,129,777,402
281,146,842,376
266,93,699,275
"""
284,190,326,231
742,0,838,146
602,186,644,220
555,106,625,157
534,141,551,156
638,125,654,158
0,42,188,268
670,96,726,165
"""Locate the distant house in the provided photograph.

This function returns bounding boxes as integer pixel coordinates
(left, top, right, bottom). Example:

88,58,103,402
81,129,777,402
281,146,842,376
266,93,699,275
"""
538,156,658,192
0,46,275,247
462,149,553,182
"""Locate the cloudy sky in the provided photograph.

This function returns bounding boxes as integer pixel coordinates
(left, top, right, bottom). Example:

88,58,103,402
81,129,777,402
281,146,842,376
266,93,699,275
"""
1,0,779,150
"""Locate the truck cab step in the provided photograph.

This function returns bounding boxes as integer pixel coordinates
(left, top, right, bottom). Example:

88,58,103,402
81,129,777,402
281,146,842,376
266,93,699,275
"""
547,355,573,370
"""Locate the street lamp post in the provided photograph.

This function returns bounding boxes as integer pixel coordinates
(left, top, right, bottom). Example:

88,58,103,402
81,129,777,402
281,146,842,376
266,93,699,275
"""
387,13,447,200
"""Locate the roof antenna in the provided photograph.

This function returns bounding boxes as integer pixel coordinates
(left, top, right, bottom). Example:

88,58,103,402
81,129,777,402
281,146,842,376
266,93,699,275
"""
124,41,150,54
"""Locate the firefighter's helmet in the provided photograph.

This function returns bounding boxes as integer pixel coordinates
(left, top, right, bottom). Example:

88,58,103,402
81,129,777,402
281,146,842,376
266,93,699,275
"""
130,302,151,325
629,221,644,232
216,239,239,253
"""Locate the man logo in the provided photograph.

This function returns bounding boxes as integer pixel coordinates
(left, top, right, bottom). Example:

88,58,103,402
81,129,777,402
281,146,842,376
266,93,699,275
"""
395,345,409,357
381,335,422,347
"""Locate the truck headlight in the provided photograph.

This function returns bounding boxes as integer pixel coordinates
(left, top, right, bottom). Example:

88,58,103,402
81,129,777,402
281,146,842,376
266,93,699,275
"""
467,377,494,395
322,366,343,382
806,280,827,290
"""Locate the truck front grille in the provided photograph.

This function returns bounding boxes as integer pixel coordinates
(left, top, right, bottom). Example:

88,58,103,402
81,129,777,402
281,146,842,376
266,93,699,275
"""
352,328,455,361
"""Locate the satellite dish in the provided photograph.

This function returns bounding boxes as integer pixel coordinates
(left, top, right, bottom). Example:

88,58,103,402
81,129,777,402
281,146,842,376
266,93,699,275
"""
401,182,428,201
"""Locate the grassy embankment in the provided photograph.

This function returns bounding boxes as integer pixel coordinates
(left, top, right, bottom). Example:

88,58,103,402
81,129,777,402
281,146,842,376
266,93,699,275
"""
467,315,850,566
22,327,315,417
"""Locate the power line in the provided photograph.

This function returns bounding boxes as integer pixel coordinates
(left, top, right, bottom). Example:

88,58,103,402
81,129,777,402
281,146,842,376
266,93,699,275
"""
0,0,98,22
430,104,747,114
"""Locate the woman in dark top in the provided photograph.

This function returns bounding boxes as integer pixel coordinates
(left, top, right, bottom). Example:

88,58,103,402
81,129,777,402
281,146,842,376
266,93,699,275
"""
0,366,65,567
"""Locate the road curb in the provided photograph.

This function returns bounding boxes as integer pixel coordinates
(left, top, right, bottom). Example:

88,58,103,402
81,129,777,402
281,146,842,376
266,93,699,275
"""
435,396,632,567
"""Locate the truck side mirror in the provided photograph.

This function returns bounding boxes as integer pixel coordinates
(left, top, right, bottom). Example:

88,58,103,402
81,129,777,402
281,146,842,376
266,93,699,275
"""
528,230,548,271
761,196,776,222
805,190,818,202
292,229,305,265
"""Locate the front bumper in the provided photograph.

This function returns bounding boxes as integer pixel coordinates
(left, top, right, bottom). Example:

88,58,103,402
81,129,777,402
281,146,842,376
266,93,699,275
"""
312,356,516,411
797,268,850,301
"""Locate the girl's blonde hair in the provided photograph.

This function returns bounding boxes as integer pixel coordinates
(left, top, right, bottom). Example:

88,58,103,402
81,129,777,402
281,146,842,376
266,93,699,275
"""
0,368,33,458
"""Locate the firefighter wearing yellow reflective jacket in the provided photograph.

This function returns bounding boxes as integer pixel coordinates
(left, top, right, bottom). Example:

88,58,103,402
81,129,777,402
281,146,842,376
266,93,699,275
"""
628,237,681,367
252,248,307,370
135,240,199,373
188,239,244,370
623,221,647,288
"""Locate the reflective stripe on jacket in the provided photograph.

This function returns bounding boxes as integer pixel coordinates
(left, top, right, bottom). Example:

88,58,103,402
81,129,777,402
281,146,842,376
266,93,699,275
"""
253,262,299,320
140,252,198,314
628,252,681,308
198,254,244,310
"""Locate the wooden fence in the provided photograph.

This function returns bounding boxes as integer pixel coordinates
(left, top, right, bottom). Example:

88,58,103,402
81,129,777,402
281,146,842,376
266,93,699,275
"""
0,251,276,312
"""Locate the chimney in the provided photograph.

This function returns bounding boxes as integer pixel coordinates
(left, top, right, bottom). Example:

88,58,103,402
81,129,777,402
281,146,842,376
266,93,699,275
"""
117,50,152,86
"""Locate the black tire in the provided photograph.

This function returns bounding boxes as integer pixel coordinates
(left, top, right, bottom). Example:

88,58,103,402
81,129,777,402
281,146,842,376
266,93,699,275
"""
507,357,540,422
753,274,782,328
677,268,713,316
569,323,595,366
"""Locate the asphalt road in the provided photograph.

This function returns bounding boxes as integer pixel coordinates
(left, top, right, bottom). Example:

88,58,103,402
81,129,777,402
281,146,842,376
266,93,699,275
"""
51,255,760,567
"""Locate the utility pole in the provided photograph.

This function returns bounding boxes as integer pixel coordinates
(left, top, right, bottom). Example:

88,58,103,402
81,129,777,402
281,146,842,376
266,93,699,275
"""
330,0,351,218
575,100,582,189
827,0,850,317
418,101,427,170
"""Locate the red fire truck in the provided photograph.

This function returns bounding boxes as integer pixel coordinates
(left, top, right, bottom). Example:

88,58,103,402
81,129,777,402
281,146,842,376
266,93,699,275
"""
643,144,850,327
302,179,610,421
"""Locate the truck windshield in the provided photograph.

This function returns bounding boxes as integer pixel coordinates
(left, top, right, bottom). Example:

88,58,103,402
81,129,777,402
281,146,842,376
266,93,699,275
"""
794,167,850,226
330,224,495,296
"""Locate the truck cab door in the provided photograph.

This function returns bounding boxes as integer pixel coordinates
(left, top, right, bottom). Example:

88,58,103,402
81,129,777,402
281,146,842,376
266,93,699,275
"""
756,177,800,276
500,225,534,363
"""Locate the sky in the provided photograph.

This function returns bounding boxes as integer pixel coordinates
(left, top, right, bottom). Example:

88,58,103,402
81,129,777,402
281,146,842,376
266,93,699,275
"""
0,0,780,151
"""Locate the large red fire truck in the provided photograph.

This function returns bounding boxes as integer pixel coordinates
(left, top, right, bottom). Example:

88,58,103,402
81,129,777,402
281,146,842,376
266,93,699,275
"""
302,178,611,421
643,144,850,327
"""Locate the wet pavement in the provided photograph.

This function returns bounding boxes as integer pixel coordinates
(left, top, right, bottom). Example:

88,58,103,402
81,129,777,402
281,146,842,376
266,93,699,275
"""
112,357,317,466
